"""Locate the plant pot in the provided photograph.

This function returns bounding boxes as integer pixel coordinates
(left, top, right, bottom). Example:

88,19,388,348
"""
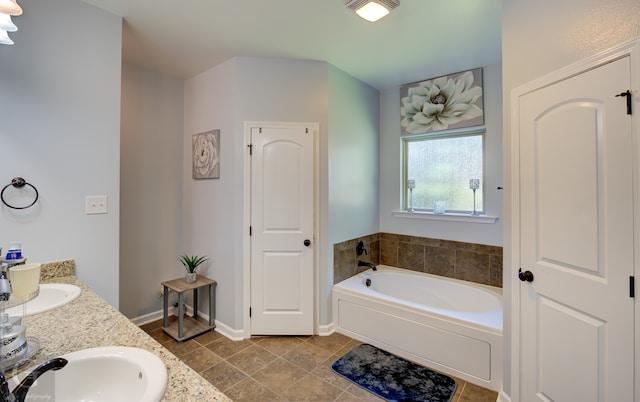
185,272,197,283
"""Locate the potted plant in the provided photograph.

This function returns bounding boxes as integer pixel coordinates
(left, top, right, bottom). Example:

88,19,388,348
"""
179,254,208,283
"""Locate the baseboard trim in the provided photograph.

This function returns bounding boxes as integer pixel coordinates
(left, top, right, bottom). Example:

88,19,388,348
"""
497,389,511,402
132,309,331,341
131,306,244,340
318,322,334,336
131,308,171,326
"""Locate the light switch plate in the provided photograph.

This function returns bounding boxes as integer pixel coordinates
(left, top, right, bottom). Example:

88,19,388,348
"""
86,196,108,214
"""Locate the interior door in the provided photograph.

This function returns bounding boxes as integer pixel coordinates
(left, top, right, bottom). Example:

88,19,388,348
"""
250,125,314,335
519,56,634,401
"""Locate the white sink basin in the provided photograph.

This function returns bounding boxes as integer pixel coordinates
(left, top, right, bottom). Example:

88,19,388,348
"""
11,346,168,402
5,284,81,316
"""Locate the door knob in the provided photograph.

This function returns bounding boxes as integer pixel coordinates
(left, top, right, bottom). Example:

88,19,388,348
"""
518,268,534,282
303,239,311,247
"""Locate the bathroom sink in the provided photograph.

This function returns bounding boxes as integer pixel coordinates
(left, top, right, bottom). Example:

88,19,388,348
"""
5,284,81,316
10,346,168,402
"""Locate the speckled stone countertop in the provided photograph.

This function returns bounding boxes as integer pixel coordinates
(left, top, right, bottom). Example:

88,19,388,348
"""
8,260,231,402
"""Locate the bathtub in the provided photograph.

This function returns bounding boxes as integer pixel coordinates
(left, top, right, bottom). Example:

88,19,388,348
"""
332,266,502,391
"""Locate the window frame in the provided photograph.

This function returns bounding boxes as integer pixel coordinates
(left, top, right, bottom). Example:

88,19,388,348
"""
401,127,486,214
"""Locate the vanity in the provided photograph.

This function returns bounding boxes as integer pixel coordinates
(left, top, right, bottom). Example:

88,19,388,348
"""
6,260,229,401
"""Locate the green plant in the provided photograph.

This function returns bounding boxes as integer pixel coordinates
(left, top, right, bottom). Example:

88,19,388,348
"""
179,254,208,274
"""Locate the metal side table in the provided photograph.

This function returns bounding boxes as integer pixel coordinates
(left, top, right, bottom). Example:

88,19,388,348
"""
162,275,216,342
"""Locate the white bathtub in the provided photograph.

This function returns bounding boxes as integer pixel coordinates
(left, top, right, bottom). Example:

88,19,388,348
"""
332,266,502,391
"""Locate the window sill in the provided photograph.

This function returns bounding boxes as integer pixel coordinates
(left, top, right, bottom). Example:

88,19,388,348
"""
392,210,498,224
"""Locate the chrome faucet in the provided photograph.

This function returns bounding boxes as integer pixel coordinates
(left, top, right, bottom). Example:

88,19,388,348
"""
0,357,68,402
358,260,377,271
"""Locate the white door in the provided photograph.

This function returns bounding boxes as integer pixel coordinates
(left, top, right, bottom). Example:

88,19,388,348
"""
519,57,634,401
250,125,314,335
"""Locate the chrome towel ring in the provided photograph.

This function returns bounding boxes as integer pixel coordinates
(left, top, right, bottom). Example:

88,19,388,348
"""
1,177,39,210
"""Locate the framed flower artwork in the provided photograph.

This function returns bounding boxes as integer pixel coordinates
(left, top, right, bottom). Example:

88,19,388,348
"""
400,68,484,135
192,130,220,179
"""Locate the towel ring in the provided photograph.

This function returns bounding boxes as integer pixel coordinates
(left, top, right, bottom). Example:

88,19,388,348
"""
1,177,39,210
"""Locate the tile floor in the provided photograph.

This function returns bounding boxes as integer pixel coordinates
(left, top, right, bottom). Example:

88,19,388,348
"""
141,319,498,402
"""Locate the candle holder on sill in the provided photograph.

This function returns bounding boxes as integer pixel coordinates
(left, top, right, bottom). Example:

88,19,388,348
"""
407,180,416,212
469,179,480,215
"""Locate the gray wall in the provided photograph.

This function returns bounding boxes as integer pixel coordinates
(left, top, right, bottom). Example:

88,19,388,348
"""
120,63,184,318
183,58,239,330
501,0,640,398
182,57,379,333
0,0,122,307
326,65,380,324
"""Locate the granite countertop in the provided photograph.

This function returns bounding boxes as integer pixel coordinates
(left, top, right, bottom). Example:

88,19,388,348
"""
9,260,231,402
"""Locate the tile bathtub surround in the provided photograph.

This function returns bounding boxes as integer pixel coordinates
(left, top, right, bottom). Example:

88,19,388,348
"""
334,233,503,288
333,233,380,284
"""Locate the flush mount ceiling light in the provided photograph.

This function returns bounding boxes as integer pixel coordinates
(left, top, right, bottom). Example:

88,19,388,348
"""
345,0,400,22
0,0,21,45
0,29,14,45
0,0,22,16
0,13,17,32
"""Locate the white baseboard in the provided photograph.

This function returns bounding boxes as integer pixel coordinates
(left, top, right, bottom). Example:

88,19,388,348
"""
497,389,511,402
133,311,336,340
131,308,172,326
213,320,245,341
131,305,244,340
317,322,334,336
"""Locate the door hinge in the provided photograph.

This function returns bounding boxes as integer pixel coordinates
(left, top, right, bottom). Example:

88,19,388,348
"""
615,90,632,115
306,128,309,134
247,144,253,155
249,226,252,236
259,128,262,133
630,276,635,298
249,307,252,317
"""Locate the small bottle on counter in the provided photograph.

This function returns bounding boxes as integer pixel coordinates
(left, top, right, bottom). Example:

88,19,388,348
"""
5,242,22,260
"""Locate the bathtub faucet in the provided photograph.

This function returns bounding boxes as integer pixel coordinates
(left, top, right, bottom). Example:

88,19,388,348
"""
358,260,377,271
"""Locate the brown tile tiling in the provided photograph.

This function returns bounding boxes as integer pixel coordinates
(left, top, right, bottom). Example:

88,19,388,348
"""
455,250,491,284
225,344,277,375
205,336,253,358
254,336,305,356
252,358,309,394
379,237,398,266
224,377,285,402
489,254,504,288
180,346,223,372
141,320,499,402
282,373,344,401
424,245,456,277
334,232,503,287
201,360,248,392
282,342,334,372
397,241,425,272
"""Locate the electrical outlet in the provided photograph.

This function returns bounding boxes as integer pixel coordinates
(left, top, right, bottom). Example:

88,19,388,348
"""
85,196,108,214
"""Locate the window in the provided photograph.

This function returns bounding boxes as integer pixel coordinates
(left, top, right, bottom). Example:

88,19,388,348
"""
403,129,484,213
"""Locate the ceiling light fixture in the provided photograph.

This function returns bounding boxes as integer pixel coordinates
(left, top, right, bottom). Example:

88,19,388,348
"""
0,0,22,16
0,0,21,45
0,13,17,32
0,29,14,45
345,0,400,22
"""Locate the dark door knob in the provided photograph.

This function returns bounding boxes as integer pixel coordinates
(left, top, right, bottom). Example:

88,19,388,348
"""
518,268,534,282
303,239,311,247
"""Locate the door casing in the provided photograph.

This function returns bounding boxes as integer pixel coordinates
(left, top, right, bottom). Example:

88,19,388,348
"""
242,121,320,339
508,37,640,402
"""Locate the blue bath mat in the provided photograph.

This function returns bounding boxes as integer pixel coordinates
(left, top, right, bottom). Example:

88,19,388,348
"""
331,343,457,402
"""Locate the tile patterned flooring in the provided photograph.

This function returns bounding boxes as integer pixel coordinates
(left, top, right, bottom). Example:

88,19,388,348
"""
142,319,498,401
